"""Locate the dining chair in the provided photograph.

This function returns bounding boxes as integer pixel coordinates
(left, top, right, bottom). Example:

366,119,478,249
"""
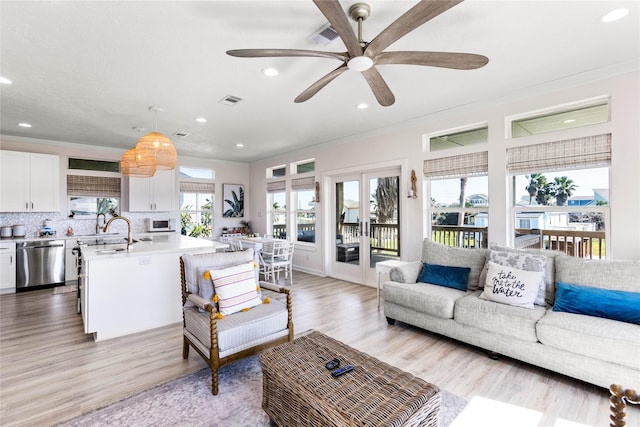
259,240,289,284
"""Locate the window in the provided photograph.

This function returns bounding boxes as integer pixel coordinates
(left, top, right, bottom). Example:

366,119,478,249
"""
180,181,214,238
291,176,316,243
510,98,609,138
425,151,489,248
293,159,315,174
68,158,120,172
268,165,286,178
426,125,487,152
509,134,610,258
179,166,214,180
269,191,287,239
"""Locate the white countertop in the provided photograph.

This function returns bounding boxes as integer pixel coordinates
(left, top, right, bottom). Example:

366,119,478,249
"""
81,234,228,260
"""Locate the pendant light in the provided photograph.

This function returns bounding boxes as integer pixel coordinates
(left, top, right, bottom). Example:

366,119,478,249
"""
135,106,177,170
121,147,157,177
121,127,157,177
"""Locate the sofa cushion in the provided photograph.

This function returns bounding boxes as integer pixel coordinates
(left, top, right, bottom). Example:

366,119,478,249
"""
555,255,640,293
384,281,467,319
455,291,547,342
417,262,471,291
478,246,548,306
209,262,263,316
389,261,423,283
479,261,543,309
537,311,640,368
181,249,256,300
183,299,289,354
553,281,640,325
422,239,488,291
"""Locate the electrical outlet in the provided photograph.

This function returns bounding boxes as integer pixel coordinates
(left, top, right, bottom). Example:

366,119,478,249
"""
139,257,152,265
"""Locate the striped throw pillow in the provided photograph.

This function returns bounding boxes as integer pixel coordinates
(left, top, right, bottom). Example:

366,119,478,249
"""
209,262,262,316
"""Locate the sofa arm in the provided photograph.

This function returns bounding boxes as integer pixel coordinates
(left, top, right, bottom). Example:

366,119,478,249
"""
389,260,423,283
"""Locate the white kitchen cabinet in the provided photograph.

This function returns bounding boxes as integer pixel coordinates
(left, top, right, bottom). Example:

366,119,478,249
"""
0,241,16,294
0,151,60,212
129,169,175,212
65,245,78,283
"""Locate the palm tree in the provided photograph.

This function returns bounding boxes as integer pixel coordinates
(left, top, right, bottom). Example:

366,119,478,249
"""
373,176,398,223
534,175,552,206
551,176,577,206
525,173,543,204
458,177,468,226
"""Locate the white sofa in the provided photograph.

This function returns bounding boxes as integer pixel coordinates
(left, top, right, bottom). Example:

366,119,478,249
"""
383,239,640,389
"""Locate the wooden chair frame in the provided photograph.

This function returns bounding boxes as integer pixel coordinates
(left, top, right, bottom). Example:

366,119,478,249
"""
610,384,639,427
180,256,294,395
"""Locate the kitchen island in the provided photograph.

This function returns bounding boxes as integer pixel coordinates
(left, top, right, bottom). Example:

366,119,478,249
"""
81,234,227,341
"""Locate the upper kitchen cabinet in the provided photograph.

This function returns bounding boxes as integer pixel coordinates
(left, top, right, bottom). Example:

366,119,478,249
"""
129,169,175,211
0,151,60,212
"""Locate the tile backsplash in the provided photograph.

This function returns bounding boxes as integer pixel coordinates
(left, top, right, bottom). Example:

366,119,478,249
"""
0,211,179,238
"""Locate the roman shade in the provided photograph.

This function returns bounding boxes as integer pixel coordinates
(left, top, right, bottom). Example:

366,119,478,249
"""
67,175,121,197
291,176,315,191
180,181,215,193
267,180,286,193
423,151,488,179
507,133,611,174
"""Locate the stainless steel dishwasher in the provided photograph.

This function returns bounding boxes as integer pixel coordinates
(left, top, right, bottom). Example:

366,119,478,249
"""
16,240,65,290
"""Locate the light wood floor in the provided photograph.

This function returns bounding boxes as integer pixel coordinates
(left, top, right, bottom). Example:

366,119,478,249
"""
0,272,628,427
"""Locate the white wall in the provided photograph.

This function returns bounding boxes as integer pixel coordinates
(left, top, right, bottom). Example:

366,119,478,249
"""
249,70,640,277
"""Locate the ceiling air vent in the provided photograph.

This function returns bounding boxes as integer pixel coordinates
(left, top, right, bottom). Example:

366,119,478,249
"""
219,95,243,106
308,23,339,45
173,131,189,138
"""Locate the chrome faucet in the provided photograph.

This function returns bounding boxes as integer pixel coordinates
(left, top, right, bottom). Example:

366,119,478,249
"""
103,215,133,249
96,213,106,234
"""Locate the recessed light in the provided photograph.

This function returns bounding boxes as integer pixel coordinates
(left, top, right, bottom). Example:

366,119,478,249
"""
356,103,368,109
195,117,207,123
602,8,629,23
0,77,12,84
263,67,279,77
236,143,244,148
563,119,576,124
18,122,32,128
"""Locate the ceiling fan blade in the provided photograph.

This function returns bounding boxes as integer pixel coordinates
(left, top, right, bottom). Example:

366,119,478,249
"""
361,67,395,107
375,51,489,70
226,49,349,62
365,0,463,57
294,64,348,103
313,0,362,58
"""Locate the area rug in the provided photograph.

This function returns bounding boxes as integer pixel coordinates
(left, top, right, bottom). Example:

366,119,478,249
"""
59,355,467,426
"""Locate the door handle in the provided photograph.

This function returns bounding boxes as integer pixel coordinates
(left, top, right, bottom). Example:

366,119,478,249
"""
359,221,362,237
365,222,369,237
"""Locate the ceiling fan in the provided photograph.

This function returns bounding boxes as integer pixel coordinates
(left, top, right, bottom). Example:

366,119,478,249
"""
227,0,488,106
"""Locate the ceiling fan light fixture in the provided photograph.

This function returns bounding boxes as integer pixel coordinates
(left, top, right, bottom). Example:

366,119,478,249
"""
263,67,279,77
347,56,374,72
601,8,628,23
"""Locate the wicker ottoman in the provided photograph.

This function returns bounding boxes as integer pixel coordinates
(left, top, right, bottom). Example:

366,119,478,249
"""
260,331,441,427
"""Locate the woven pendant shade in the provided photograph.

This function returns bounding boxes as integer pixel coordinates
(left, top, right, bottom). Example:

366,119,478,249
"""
121,147,157,177
135,131,177,170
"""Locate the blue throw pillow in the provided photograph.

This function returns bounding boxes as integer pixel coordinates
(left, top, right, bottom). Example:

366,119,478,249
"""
417,262,470,291
553,281,640,325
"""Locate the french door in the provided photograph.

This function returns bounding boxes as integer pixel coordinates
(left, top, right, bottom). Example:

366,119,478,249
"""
331,168,400,285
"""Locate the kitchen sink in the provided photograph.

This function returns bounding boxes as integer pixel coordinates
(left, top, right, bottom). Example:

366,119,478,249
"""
78,237,138,246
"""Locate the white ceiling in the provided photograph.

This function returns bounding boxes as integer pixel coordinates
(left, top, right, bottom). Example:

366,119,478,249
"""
1,1,638,163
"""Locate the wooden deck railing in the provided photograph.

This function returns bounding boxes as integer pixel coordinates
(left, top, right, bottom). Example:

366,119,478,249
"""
515,228,606,259
431,226,488,249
